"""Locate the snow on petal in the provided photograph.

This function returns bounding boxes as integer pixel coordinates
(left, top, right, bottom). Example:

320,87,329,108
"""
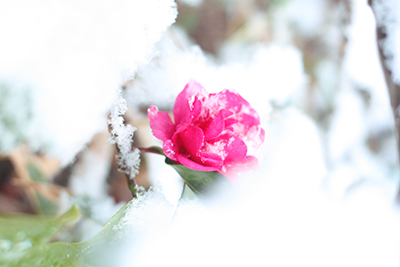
223,135,248,164
204,110,225,140
149,80,264,176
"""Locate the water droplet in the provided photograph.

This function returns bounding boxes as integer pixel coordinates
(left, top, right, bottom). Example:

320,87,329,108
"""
13,240,32,251
0,239,11,251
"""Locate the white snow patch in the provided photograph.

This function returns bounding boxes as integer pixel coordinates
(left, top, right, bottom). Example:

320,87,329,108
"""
273,0,328,42
345,0,387,92
127,33,306,118
0,0,177,164
179,0,204,7
133,113,400,266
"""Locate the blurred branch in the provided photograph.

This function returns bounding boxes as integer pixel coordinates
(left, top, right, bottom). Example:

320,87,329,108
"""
368,0,400,202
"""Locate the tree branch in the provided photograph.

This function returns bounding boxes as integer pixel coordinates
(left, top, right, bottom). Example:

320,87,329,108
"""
368,0,400,202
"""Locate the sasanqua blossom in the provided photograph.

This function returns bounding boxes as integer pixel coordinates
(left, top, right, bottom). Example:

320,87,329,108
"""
148,80,264,179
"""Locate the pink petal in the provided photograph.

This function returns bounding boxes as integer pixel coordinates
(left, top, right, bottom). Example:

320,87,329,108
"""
173,80,204,129
179,126,204,158
240,113,260,127
204,110,225,140
199,152,223,169
224,118,237,128
205,89,244,112
222,90,245,112
175,95,203,134
248,126,265,149
176,154,220,172
259,128,265,144
223,155,258,181
163,140,178,161
223,135,247,163
148,105,175,142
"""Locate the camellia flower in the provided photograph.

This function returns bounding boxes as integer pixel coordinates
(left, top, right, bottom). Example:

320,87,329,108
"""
148,80,265,179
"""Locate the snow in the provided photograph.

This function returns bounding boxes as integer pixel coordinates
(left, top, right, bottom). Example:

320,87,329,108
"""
1,0,399,265
134,191,400,267
127,31,306,118
179,0,204,7
0,0,177,164
104,184,178,267
113,185,175,235
278,0,328,39
108,89,141,180
129,110,400,267
119,2,400,265
345,0,387,92
327,0,399,201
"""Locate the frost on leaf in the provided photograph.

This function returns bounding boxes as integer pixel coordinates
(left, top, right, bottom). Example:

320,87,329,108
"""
108,89,140,180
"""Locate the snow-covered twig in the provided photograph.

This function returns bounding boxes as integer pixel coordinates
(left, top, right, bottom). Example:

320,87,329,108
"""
108,88,141,197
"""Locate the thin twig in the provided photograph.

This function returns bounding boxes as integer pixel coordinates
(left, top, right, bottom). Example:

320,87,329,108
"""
107,115,137,198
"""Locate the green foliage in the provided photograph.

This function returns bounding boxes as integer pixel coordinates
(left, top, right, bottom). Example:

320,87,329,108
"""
0,205,81,267
0,146,231,266
35,193,59,217
165,157,231,197
0,198,138,267
27,163,47,183
26,162,60,216
5,242,83,267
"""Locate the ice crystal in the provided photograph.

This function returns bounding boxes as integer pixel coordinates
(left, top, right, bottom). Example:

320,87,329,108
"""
108,89,140,179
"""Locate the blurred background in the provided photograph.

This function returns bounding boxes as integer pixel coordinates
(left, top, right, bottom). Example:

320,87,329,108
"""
0,0,399,258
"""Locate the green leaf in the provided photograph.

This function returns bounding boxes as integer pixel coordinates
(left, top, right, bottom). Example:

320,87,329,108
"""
26,163,46,183
35,193,59,217
165,158,231,197
0,205,80,247
180,182,198,201
0,205,81,266
141,146,232,196
3,242,83,267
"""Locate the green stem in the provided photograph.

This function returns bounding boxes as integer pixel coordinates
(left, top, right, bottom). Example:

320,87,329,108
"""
128,183,137,198
179,181,187,200
136,146,165,155
171,182,187,220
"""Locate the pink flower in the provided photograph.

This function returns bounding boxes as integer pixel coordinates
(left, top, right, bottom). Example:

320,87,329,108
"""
148,80,265,179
